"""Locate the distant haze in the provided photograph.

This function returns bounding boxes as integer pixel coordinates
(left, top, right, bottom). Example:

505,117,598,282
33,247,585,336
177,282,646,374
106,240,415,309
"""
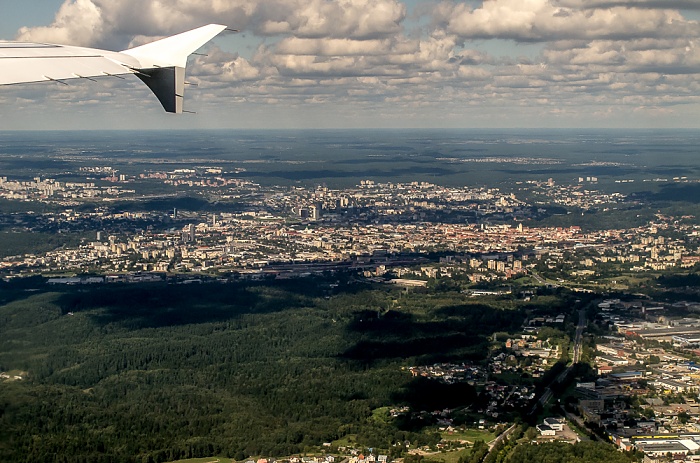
1,128,698,189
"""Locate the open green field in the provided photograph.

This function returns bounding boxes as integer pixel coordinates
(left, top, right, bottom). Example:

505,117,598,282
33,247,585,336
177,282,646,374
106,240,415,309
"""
440,428,496,444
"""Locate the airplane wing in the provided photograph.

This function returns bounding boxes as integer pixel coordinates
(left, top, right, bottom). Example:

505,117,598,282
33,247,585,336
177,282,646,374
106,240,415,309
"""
0,24,227,114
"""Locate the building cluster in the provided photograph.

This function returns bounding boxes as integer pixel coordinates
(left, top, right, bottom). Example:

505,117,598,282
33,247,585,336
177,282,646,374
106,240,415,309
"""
524,178,627,209
1,164,699,282
405,361,533,421
397,296,700,461
243,453,389,463
479,382,534,419
500,335,561,378
2,205,698,282
408,363,486,385
0,217,586,277
565,299,700,462
390,297,700,460
0,176,133,203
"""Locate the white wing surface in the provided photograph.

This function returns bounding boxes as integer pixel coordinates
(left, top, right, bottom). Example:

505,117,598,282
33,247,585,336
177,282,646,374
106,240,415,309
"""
0,24,227,113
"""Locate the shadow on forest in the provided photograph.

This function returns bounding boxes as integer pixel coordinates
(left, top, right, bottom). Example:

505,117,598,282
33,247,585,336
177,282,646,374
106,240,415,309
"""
112,197,247,213
497,166,638,176
392,377,479,429
236,166,454,181
652,274,700,302
54,280,315,329
340,305,525,365
0,276,50,306
632,184,700,204
0,276,368,330
0,158,73,172
337,305,512,427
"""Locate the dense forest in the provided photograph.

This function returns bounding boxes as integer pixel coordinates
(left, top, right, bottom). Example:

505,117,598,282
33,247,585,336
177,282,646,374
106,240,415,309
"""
506,441,637,463
0,276,544,463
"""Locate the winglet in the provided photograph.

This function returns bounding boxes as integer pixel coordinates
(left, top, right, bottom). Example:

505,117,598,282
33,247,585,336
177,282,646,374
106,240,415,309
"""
121,24,227,69
120,24,226,113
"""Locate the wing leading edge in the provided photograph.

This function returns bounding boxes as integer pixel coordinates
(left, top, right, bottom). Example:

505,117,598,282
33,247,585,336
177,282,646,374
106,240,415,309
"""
0,24,227,113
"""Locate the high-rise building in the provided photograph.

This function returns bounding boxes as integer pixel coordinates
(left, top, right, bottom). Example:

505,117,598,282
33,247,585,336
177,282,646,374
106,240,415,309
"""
181,224,196,243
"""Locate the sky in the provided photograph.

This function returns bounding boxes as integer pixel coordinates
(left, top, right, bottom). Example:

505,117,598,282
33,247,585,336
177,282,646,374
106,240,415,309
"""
0,0,699,130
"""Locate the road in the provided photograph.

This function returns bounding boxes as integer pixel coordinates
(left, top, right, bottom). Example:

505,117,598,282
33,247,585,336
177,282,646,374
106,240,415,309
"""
486,424,518,454
530,309,587,415
564,409,591,441
530,271,546,285
572,309,586,364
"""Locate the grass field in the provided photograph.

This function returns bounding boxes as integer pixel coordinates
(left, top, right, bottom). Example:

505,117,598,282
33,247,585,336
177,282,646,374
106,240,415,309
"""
440,428,496,443
332,434,358,447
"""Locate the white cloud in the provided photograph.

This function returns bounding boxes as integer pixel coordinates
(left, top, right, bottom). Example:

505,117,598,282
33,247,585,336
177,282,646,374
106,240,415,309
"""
543,38,700,72
555,0,700,10
433,0,697,42
16,0,103,47
260,0,406,39
16,0,406,49
6,0,700,128
275,38,391,56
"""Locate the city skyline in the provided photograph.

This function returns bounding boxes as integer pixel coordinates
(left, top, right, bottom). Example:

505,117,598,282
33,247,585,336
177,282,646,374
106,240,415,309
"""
0,0,699,130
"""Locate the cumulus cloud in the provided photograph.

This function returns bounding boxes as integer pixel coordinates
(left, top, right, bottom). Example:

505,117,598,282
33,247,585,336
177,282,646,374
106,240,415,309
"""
16,0,406,48
8,0,700,127
16,0,104,47
275,38,392,56
555,0,700,10
433,0,697,42
543,38,700,73
191,2,696,114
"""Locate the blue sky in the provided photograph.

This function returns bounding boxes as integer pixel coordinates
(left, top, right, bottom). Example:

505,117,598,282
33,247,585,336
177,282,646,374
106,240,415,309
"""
0,0,699,130
0,0,63,37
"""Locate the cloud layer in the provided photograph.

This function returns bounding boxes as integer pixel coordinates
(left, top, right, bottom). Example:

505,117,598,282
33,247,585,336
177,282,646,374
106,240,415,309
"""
8,0,700,128
434,0,694,41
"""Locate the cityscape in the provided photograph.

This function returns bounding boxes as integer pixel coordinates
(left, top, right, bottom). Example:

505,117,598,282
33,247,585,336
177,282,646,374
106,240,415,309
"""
1,165,696,282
